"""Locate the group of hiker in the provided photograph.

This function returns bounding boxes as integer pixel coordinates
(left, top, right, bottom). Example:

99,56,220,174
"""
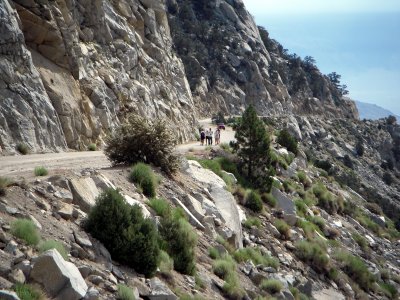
200,127,221,146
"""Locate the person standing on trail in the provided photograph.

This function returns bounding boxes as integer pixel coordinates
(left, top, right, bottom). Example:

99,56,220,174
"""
215,128,220,145
209,128,214,145
200,129,205,145
205,128,210,145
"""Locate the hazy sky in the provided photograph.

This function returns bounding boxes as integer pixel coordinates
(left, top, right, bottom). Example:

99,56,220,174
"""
242,0,400,115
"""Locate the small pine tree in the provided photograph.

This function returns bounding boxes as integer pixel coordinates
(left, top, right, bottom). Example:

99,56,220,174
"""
232,105,272,191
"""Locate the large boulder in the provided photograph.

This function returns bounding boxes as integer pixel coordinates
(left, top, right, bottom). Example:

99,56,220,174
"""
271,187,297,226
70,177,100,213
30,249,88,300
147,278,178,300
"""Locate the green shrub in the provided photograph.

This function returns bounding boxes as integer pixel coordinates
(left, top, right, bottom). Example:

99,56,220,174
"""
290,287,310,300
245,190,263,212
295,240,330,273
309,216,326,232
34,166,48,176
243,217,262,228
213,255,236,279
274,219,291,239
209,247,220,260
379,282,398,299
105,114,179,174
160,213,197,275
315,159,332,173
84,189,159,277
147,198,170,217
14,283,46,300
0,176,12,196
296,219,319,239
158,250,174,274
312,183,340,214
16,143,29,155
38,240,68,260
277,129,298,154
295,199,308,217
117,284,135,300
129,163,157,197
352,233,368,251
335,251,375,291
88,143,97,151
11,219,40,246
223,272,245,299
261,193,277,207
260,279,283,294
233,247,279,269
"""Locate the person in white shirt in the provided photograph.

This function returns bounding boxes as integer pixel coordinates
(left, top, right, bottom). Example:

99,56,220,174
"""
209,128,214,145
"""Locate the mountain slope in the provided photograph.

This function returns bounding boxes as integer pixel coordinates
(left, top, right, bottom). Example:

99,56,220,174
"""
356,100,400,120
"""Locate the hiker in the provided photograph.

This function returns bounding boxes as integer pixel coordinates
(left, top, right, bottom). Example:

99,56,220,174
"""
209,128,214,145
215,128,220,145
200,129,205,145
205,128,210,145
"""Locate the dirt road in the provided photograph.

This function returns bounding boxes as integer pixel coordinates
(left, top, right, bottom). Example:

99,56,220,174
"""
0,119,235,177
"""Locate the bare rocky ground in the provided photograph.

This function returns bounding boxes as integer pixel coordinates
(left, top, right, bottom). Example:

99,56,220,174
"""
1,120,400,300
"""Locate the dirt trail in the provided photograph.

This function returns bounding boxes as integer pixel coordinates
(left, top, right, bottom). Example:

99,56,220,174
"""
0,119,235,177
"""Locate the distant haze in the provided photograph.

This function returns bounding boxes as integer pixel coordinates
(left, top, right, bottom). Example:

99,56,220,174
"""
242,0,400,115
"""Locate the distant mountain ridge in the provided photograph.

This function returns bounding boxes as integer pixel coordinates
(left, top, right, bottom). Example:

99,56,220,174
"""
355,100,400,120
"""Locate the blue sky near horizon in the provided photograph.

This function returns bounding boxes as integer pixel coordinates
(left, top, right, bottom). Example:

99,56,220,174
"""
242,0,400,115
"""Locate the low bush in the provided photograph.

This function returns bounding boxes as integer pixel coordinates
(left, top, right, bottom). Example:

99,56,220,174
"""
290,287,310,300
295,240,330,273
129,163,157,197
314,159,332,173
379,282,398,299
38,240,68,260
233,247,279,269
88,143,97,151
16,143,29,155
209,247,220,260
352,232,368,251
245,190,263,213
117,284,135,300
335,251,375,291
0,176,12,196
261,193,277,207
158,250,174,274
274,219,291,240
11,219,40,246
277,129,298,155
213,255,236,279
159,212,197,275
147,198,170,217
243,217,262,229
295,199,308,217
105,114,179,174
365,202,383,216
223,273,245,299
14,283,46,300
283,180,295,193
260,279,283,294
309,216,326,232
34,166,48,176
84,189,159,277
296,219,320,239
312,183,341,214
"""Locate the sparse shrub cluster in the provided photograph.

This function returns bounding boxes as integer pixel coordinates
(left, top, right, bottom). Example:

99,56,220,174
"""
277,129,298,155
117,284,135,300
312,183,343,214
295,240,330,273
233,247,279,269
0,176,12,196
365,202,383,216
335,251,375,291
129,163,158,197
39,240,68,260
147,198,171,217
352,232,368,251
14,283,46,300
84,189,160,277
261,192,277,207
243,216,262,229
212,254,244,299
88,143,97,151
16,143,29,155
11,219,41,246
105,114,179,174
274,219,291,240
260,279,283,294
34,166,48,176
245,190,263,212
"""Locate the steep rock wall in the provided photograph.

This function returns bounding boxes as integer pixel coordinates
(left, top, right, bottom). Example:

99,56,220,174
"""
0,0,197,153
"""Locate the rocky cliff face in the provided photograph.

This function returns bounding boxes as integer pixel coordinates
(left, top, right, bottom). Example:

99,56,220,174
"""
167,0,358,118
0,0,357,153
0,0,197,153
